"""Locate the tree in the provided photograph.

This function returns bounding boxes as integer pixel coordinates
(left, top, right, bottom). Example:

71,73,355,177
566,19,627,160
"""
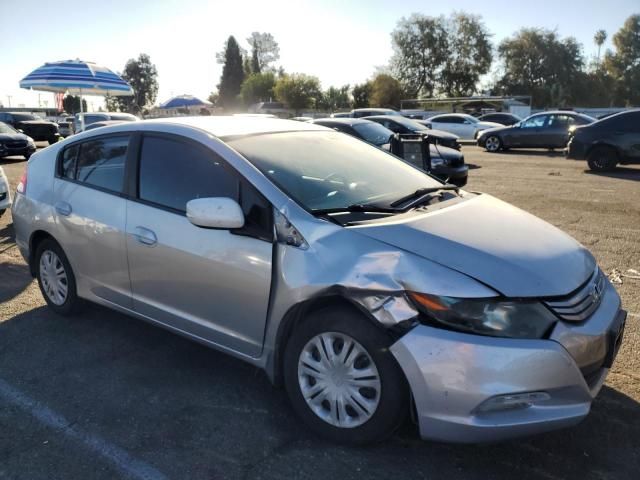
63,95,87,114
440,13,493,96
207,91,219,106
247,32,280,73
273,73,322,113
113,54,159,114
390,14,449,97
240,72,276,105
352,81,372,108
317,85,352,111
594,29,607,62
604,14,640,106
217,36,245,110
369,74,403,108
495,29,584,107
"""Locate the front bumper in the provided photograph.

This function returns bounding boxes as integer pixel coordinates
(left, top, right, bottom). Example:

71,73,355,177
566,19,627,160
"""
0,144,36,158
431,165,468,187
391,282,625,443
565,138,586,160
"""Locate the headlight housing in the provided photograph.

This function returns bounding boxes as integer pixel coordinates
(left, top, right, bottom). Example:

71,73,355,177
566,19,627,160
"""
408,292,556,339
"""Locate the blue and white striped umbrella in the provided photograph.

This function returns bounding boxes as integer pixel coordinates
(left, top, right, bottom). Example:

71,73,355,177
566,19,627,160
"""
20,59,134,96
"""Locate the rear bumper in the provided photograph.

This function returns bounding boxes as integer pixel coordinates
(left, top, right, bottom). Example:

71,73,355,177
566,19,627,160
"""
432,165,468,187
391,284,625,443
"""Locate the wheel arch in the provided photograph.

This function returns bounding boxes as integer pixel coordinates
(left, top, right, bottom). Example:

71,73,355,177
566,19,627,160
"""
585,141,621,160
28,230,58,277
269,294,398,387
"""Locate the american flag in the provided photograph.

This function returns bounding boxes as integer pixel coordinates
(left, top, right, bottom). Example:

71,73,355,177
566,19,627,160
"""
55,93,64,112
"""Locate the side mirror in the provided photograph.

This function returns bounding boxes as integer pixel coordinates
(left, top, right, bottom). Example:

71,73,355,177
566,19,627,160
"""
186,197,245,229
17,129,24,134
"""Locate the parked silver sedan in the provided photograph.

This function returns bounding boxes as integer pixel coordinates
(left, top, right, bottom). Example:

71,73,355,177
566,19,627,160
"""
12,117,626,444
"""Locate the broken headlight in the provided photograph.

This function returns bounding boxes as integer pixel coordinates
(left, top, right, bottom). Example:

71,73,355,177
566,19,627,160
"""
408,292,556,339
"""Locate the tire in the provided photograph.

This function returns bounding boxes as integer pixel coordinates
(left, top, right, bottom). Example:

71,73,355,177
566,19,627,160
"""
587,146,618,172
35,238,80,315
0,209,5,218
484,135,502,152
283,306,408,445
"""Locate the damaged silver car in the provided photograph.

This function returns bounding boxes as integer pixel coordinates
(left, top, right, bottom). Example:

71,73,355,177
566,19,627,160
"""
12,117,626,444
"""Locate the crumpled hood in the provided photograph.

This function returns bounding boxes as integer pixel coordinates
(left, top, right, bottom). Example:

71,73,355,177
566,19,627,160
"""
353,194,595,297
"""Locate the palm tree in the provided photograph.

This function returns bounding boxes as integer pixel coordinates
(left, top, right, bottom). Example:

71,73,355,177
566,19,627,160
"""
594,30,607,62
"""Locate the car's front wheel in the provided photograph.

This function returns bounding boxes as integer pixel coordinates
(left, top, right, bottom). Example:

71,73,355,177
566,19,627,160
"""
587,146,618,172
284,306,408,445
35,238,80,315
484,135,502,152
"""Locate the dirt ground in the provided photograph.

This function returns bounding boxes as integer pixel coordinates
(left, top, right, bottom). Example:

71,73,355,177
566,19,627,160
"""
1,144,639,480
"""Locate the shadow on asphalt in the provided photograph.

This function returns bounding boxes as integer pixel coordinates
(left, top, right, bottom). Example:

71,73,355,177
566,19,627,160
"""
585,166,640,182
0,302,639,479
498,149,566,158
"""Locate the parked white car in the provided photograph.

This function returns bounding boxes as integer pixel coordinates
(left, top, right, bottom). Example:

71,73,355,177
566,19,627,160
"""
424,114,502,139
74,112,139,133
0,166,11,216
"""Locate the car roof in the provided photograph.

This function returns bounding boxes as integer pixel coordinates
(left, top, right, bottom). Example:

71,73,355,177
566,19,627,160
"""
352,108,397,113
313,118,373,126
72,116,329,139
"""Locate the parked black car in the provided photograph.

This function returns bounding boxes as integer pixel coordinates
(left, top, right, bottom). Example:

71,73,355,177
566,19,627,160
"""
566,110,640,171
0,121,37,159
0,112,60,144
477,112,521,126
364,115,461,150
477,111,595,152
312,118,468,186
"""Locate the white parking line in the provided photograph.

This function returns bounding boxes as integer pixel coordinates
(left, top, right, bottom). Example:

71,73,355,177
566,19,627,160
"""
0,378,167,480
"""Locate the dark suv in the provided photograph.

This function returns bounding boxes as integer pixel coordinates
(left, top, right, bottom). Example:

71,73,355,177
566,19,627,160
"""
567,110,640,171
0,112,60,145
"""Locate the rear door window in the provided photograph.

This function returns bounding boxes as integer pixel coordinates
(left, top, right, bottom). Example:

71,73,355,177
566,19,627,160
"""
71,135,129,193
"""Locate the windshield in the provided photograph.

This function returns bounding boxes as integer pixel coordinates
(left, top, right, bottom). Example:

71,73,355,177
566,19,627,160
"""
388,116,430,131
0,122,18,134
12,113,38,122
352,122,393,145
109,113,138,121
228,131,442,212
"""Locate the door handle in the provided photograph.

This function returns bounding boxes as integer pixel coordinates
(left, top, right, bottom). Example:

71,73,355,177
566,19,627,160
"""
54,201,72,217
133,226,157,246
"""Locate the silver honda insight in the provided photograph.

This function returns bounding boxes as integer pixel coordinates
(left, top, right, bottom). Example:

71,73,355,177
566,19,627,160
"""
11,117,626,444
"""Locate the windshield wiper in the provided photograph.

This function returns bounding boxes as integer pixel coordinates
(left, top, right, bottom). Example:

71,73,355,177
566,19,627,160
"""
312,203,402,215
389,184,459,208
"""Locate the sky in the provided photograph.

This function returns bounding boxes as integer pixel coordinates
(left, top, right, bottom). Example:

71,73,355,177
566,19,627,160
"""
1,0,637,111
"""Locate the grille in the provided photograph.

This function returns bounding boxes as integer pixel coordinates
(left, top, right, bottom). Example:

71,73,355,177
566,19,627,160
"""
544,269,605,322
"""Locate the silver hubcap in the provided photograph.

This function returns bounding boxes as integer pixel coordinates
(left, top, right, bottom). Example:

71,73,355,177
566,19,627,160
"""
485,136,500,151
298,332,381,428
39,250,68,306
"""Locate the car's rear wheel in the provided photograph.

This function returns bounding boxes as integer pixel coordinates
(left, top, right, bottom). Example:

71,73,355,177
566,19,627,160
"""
35,239,80,315
283,306,408,445
587,146,618,172
484,135,502,152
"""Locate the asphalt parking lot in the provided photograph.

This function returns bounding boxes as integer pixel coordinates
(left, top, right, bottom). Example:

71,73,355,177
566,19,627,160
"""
1,144,639,480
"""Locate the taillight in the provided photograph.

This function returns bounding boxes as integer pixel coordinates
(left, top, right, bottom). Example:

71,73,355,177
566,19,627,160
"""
16,170,27,194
